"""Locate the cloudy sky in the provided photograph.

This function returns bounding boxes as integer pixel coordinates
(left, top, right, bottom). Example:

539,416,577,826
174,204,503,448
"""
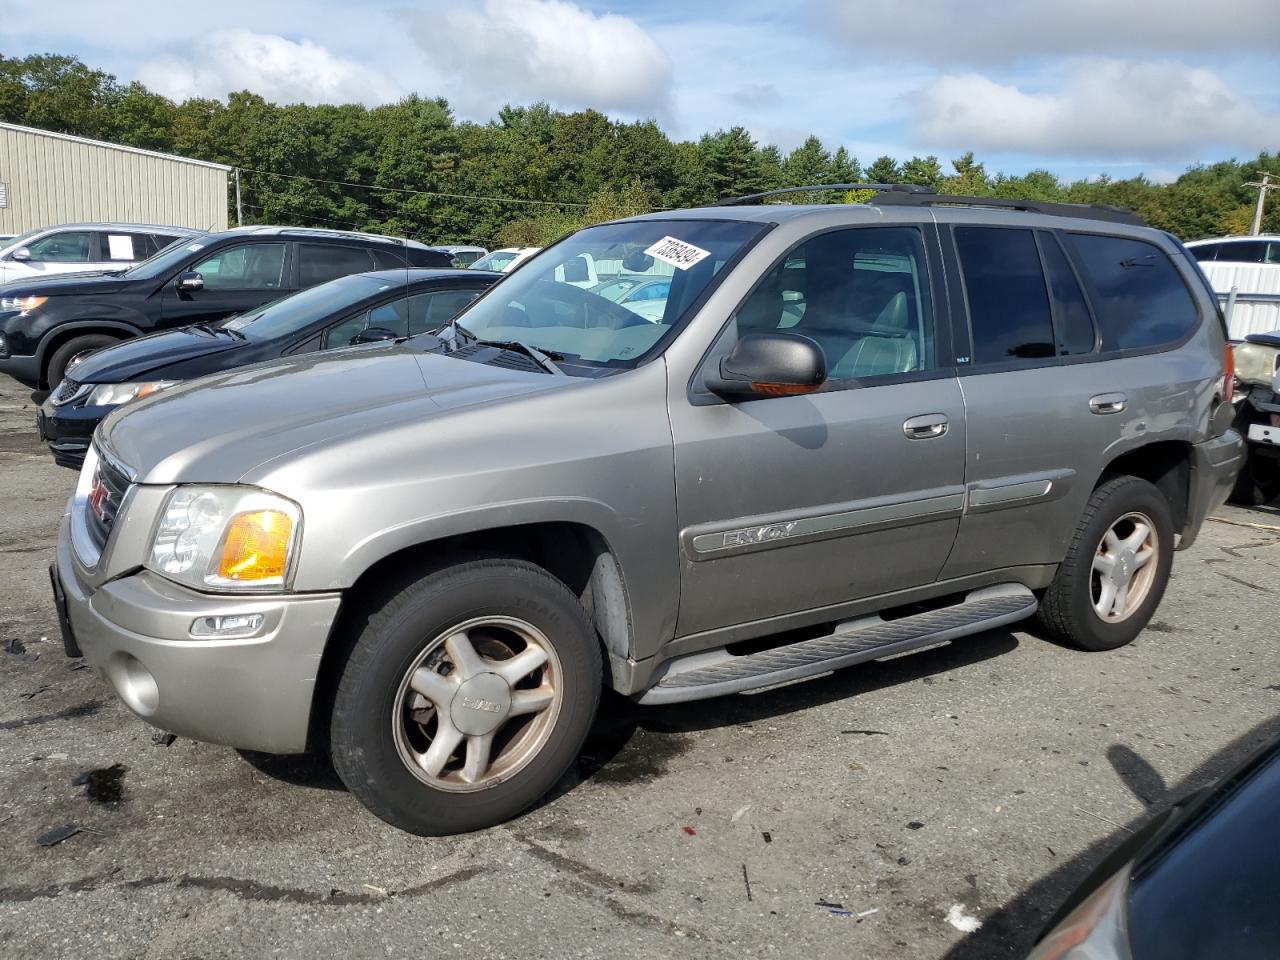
3,0,1278,182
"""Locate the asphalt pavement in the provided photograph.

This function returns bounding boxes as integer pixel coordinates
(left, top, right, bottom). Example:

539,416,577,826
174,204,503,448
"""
1,375,1277,959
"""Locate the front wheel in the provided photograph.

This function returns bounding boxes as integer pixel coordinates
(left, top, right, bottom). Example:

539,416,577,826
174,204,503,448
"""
329,559,602,835
1036,476,1174,652
45,333,120,388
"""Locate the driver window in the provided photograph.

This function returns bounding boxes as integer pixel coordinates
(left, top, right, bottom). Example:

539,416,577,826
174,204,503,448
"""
191,243,286,290
732,227,935,381
27,231,92,262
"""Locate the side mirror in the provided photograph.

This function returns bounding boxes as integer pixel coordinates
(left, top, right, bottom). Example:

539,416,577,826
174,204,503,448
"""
705,332,827,399
351,326,399,345
176,271,204,292
10,246,31,262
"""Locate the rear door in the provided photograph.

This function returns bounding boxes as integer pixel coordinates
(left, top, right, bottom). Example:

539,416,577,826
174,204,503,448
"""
160,241,291,328
94,231,147,269
668,223,967,639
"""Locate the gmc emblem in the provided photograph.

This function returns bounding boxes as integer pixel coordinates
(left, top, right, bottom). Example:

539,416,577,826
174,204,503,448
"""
88,475,111,523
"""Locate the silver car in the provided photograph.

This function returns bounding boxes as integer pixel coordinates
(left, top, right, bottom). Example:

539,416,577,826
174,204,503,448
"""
51,187,1243,834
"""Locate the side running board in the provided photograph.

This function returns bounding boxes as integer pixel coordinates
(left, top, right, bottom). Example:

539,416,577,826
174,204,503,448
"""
638,584,1037,705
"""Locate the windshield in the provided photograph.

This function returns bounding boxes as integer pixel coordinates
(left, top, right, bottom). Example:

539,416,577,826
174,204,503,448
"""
471,252,516,271
221,273,392,339
124,236,211,280
0,227,48,255
452,220,764,367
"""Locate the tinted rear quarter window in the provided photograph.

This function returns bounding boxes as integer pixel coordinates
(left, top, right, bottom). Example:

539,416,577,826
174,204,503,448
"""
1189,243,1219,262
1215,241,1266,264
297,244,376,287
955,226,1055,365
1040,233,1096,355
1065,234,1199,351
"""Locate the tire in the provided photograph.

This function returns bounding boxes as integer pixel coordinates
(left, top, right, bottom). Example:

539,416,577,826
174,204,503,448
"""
1036,476,1175,652
329,558,602,835
45,333,120,388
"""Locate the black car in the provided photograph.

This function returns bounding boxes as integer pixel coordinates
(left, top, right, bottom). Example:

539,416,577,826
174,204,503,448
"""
0,227,453,389
1027,734,1280,959
37,268,500,468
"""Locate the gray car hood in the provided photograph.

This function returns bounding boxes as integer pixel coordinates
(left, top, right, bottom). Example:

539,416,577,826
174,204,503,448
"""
98,344,570,484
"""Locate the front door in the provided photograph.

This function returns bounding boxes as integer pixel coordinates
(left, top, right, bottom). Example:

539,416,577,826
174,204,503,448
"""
668,224,967,639
160,241,291,329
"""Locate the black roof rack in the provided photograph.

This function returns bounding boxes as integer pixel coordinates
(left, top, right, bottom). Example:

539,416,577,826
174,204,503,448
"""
712,182,1145,227
711,183,934,206
870,191,1145,226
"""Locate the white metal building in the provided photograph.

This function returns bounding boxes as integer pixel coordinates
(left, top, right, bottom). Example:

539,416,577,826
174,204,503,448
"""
0,122,230,234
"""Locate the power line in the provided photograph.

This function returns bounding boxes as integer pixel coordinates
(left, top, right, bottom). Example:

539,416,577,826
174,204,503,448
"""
236,166,589,208
240,201,500,246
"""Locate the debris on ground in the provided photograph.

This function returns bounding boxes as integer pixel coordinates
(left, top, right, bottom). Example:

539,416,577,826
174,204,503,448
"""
848,761,865,771
37,824,82,847
857,908,879,919
3,638,38,662
945,904,983,933
907,821,925,830
840,729,889,736
68,659,88,671
151,732,177,747
741,863,752,902
731,804,750,822
815,898,844,910
19,685,50,700
681,825,696,836
761,831,772,844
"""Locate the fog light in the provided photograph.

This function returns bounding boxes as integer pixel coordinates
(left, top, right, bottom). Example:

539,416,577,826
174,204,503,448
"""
0,332,8,357
190,613,265,638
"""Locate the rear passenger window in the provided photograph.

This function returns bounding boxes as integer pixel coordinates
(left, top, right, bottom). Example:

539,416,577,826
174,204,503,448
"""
297,244,375,287
1065,234,1199,351
955,227,1054,365
1214,241,1266,264
731,227,934,381
1040,233,1096,355
1189,243,1219,262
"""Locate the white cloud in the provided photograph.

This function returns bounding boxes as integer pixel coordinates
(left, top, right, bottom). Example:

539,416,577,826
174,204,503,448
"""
136,29,401,106
408,0,672,116
911,60,1280,159
819,0,1280,65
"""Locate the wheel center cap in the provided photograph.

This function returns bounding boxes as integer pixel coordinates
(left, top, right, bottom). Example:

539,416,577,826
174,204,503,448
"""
450,673,511,736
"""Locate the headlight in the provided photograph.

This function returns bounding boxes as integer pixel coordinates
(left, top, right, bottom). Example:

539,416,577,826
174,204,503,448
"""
0,295,47,314
86,380,179,407
147,486,301,592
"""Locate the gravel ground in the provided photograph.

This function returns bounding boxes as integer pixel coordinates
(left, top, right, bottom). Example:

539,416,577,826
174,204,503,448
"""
1,375,1277,960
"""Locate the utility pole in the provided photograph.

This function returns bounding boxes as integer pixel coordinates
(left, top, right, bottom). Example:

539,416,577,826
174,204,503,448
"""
1244,172,1275,236
234,168,243,227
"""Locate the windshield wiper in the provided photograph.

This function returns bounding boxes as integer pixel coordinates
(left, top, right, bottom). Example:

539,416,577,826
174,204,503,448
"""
448,321,565,375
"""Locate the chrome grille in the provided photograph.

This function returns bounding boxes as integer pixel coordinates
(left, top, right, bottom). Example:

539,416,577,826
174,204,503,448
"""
84,455,132,552
51,378,87,406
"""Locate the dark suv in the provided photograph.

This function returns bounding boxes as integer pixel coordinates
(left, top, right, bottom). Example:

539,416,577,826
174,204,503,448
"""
0,226,452,388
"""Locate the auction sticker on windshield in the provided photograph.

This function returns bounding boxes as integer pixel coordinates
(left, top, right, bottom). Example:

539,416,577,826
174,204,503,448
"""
644,236,711,271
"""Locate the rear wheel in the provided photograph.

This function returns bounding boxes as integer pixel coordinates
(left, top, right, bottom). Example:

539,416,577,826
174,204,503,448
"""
45,333,120,388
1036,476,1174,651
329,559,601,834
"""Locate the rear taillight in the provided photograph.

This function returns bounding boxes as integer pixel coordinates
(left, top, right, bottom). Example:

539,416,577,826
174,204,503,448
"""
1223,343,1235,404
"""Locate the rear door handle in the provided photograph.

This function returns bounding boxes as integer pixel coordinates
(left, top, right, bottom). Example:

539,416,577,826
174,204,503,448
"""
903,413,949,440
1089,393,1128,415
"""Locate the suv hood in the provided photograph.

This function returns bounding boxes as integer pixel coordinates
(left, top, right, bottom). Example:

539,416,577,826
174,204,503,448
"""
69,326,241,383
1,271,136,298
98,345,572,484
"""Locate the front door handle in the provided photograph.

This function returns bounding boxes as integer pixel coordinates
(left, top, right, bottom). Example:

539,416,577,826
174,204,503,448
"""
903,413,949,440
1089,392,1128,415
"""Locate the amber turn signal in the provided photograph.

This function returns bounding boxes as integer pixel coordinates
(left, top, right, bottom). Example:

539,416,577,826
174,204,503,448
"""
215,510,293,582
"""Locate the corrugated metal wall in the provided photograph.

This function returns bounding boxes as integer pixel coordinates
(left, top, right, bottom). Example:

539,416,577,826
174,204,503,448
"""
1200,262,1280,339
0,124,228,233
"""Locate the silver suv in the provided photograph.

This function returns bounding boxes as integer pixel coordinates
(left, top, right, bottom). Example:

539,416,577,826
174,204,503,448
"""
51,187,1243,834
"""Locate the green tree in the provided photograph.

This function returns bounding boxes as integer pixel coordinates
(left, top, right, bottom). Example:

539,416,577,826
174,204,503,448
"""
865,155,902,183
901,155,943,188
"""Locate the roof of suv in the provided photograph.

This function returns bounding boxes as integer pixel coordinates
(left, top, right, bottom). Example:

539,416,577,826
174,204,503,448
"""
26,222,202,233
221,225,431,249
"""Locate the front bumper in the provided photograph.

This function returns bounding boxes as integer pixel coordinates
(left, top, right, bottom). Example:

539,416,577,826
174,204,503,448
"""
37,396,103,469
55,515,342,754
1180,429,1245,551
